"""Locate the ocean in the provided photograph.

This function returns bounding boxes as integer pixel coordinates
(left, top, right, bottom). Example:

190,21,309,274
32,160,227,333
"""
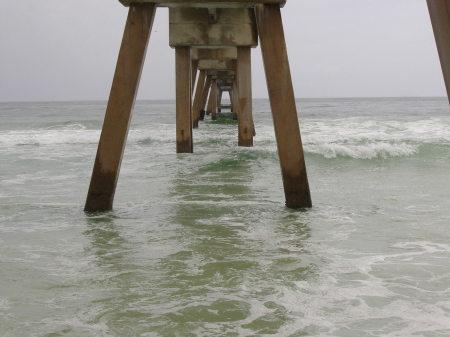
0,97,449,336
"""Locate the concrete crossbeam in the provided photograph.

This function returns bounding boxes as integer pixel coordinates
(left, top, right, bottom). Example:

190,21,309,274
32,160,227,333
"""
169,8,257,47
198,59,234,70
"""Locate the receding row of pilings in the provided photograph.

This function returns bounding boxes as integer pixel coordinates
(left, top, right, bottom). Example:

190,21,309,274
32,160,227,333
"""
84,1,312,212
83,0,450,212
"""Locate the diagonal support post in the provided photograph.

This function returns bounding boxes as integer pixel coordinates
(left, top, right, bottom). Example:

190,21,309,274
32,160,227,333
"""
255,3,312,208
427,0,450,104
85,3,156,212
200,75,212,121
192,70,207,128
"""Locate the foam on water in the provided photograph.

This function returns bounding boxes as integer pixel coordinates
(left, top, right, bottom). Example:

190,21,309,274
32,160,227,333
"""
1,98,449,336
2,114,448,160
269,241,450,336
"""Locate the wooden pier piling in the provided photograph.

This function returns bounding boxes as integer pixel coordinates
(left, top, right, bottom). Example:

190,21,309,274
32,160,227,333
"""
237,47,253,147
210,78,218,120
84,3,156,212
427,0,450,104
200,75,212,120
176,46,193,153
192,70,207,128
255,3,312,208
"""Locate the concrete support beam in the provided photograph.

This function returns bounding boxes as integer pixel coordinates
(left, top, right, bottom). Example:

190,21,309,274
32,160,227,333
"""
216,78,234,84
169,7,258,47
199,59,234,71
196,48,237,60
236,47,253,147
176,46,193,153
200,75,212,120
427,0,450,104
255,4,312,208
218,83,233,88
192,70,207,128
85,4,156,212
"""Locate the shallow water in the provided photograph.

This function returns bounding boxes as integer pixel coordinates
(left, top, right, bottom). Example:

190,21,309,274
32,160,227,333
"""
1,98,450,336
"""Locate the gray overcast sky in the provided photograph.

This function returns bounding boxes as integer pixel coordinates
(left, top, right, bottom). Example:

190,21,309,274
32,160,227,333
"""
0,0,446,102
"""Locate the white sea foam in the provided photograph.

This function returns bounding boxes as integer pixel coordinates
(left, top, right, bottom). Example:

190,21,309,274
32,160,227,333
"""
0,129,100,146
305,142,419,158
267,241,450,336
1,114,448,160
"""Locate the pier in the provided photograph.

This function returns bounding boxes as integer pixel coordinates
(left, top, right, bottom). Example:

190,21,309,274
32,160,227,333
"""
84,0,450,212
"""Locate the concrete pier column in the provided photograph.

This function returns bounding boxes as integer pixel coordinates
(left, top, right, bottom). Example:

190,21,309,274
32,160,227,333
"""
427,0,450,104
255,4,312,208
192,70,206,128
84,4,156,212
231,80,239,120
200,75,212,120
237,47,253,147
176,46,193,153
211,79,218,120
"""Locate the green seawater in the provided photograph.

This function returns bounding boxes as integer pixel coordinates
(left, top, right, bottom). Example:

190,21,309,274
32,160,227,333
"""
1,98,450,336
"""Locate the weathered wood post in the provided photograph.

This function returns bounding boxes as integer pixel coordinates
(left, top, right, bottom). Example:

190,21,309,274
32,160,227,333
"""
175,46,193,153
255,3,312,208
191,58,199,96
84,3,156,212
210,78,218,120
200,75,212,120
427,0,450,104
206,80,214,116
232,61,239,120
192,70,207,127
237,46,254,147
218,89,222,112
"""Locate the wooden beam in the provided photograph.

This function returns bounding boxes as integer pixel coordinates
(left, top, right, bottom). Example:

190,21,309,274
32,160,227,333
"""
427,0,450,104
255,4,312,208
206,79,214,116
191,59,199,96
237,47,253,147
192,70,207,127
85,4,156,212
210,79,218,120
176,47,193,153
200,75,212,120
218,88,223,112
232,79,239,120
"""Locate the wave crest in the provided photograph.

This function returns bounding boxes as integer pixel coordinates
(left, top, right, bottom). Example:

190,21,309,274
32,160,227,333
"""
305,142,418,159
